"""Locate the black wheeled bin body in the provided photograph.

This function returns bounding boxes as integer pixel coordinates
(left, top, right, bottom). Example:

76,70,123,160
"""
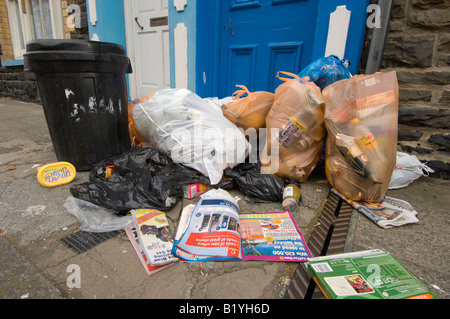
24,39,133,171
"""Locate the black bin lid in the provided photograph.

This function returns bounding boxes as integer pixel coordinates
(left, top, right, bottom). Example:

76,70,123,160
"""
24,39,132,74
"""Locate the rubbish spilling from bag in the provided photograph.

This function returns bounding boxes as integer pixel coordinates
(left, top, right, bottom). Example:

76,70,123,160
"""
21,37,440,299
48,64,435,298
66,68,430,235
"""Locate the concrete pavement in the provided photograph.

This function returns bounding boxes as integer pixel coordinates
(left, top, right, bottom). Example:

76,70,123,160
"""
0,99,448,303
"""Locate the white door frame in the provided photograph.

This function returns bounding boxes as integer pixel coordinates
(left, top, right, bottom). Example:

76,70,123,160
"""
124,1,138,100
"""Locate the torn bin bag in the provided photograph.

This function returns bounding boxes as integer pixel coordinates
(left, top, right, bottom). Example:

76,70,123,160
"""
70,147,211,212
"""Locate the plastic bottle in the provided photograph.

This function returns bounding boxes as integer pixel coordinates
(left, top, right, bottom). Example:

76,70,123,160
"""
350,118,384,182
350,118,378,154
282,184,301,211
298,135,315,149
278,116,307,147
326,117,372,178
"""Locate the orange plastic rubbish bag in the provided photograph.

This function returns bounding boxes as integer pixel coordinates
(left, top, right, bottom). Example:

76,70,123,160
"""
323,71,399,203
127,94,153,146
261,72,326,182
221,85,274,131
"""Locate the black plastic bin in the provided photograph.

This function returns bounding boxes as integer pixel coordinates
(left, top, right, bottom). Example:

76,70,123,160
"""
24,39,133,171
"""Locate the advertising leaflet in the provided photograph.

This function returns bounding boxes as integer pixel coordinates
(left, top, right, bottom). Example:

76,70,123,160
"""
131,209,179,266
173,192,243,261
172,204,223,262
240,210,311,262
125,227,175,275
306,249,436,299
172,189,311,262
331,188,419,228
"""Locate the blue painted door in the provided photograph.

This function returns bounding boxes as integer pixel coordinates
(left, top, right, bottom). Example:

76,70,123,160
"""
218,0,319,97
196,0,370,98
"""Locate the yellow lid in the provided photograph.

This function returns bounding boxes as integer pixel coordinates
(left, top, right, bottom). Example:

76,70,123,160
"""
37,162,76,188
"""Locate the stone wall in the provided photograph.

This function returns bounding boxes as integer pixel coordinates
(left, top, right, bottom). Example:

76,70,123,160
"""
0,65,39,102
361,0,450,179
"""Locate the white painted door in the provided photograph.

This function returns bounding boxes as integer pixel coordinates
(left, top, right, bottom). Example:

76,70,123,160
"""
125,0,170,99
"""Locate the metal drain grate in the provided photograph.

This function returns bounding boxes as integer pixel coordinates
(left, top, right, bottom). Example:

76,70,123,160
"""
285,190,354,299
60,230,123,255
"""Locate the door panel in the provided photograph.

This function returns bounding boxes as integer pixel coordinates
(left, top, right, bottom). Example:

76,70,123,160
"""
268,42,304,92
219,0,318,97
228,45,258,92
130,0,170,97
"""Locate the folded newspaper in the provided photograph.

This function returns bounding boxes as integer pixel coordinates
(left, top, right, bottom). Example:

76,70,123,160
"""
172,189,311,262
331,188,419,228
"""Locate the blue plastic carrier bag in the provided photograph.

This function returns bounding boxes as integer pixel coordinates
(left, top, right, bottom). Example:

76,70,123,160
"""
298,55,352,91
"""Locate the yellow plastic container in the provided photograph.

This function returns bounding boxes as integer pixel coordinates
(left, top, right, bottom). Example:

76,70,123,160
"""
37,162,76,188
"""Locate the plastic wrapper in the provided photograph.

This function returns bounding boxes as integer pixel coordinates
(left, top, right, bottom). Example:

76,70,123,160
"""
298,55,352,91
64,197,133,232
323,71,399,203
221,85,274,130
261,71,326,182
132,89,250,185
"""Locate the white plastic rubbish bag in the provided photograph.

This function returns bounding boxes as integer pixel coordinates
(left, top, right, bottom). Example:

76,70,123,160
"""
64,197,133,232
132,89,250,185
388,152,434,189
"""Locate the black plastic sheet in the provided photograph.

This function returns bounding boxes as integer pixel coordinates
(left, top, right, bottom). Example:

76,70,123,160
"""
70,147,211,212
223,162,299,202
70,147,300,212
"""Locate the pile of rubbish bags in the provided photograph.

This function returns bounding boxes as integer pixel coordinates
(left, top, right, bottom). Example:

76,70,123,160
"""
69,55,410,224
